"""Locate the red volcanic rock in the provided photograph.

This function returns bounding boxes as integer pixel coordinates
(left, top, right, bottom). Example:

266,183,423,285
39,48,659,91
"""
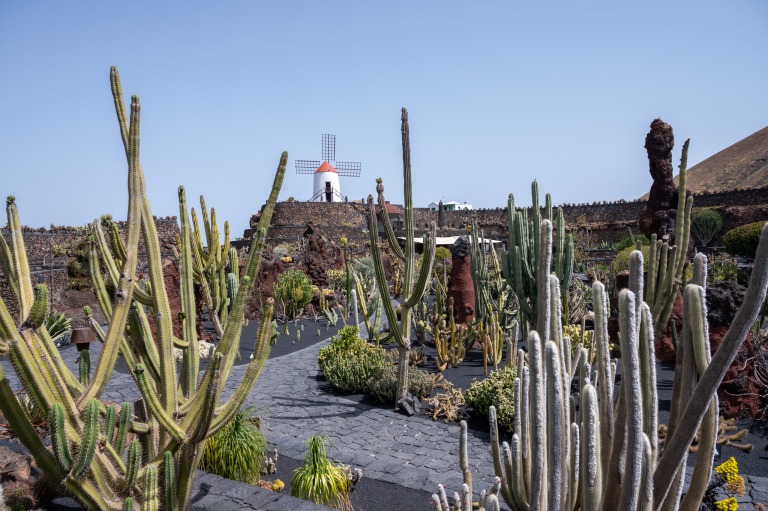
448,236,475,324
709,327,765,418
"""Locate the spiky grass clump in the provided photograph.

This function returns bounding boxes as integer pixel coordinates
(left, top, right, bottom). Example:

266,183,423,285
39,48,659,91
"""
200,407,267,484
44,312,72,347
290,436,352,510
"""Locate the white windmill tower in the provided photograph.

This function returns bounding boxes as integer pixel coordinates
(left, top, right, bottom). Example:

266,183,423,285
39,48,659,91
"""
295,134,361,202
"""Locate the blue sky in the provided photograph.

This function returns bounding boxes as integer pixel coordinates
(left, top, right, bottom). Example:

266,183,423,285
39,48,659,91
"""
1,2,766,238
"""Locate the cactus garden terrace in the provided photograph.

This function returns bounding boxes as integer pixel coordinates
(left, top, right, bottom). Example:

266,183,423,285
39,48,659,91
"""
1,69,768,511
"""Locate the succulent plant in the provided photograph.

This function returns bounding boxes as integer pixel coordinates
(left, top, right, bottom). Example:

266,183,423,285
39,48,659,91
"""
437,214,768,511
0,66,286,511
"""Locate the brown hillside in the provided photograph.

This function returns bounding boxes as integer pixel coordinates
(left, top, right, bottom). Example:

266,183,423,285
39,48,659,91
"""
640,125,768,198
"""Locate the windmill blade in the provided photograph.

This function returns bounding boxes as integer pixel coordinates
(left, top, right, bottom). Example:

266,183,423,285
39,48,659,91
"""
335,161,361,177
322,134,336,162
295,160,321,174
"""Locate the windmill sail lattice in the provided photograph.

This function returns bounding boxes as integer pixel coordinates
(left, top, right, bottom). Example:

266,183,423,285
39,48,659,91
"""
295,134,361,201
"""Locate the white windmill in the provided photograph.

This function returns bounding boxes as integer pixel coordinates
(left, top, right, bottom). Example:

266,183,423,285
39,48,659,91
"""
295,134,361,202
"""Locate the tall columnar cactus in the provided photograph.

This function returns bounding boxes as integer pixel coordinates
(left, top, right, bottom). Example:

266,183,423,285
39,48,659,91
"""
438,213,768,510
366,108,436,413
501,181,573,338
0,66,286,511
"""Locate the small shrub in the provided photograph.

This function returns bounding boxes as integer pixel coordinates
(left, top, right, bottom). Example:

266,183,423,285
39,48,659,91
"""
318,326,387,393
723,221,766,259
434,246,451,262
367,363,435,403
465,365,516,432
290,436,352,510
275,269,313,319
200,407,268,484
691,209,724,247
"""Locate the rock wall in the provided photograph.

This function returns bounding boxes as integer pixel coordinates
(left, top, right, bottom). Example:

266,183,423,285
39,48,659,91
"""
0,217,180,320
251,186,768,251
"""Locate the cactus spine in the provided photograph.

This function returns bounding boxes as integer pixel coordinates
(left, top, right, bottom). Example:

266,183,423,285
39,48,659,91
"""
366,108,436,411
0,66,286,511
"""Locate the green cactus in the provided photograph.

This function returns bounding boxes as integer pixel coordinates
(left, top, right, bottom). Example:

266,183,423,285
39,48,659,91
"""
438,214,768,511
0,66,285,511
501,181,573,338
77,349,90,386
163,451,177,511
49,403,72,471
124,440,142,492
142,464,159,511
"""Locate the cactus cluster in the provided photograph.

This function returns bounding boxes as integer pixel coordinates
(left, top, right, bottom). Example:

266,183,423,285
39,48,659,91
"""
439,214,768,510
501,181,573,338
0,66,286,511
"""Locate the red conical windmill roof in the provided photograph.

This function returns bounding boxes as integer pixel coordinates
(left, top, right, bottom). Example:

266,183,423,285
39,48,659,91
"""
315,161,337,173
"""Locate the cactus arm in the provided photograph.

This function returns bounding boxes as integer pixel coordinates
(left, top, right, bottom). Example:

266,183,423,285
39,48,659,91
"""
528,331,546,510
90,237,114,319
545,340,565,511
672,140,691,279
366,195,404,347
0,226,21,305
79,96,143,409
638,435,653,511
127,306,162,382
93,220,121,286
177,187,199,397
163,451,177,511
679,284,717,511
142,464,159,511
458,420,473,499
24,284,47,329
536,220,552,345
71,398,101,476
580,384,601,511
138,180,177,414
50,402,73,470
375,183,406,262
124,439,142,491
655,223,768,507
133,365,185,441
646,235,658,304
488,406,515,506
6,197,35,320
639,303,657,465
206,300,274,437
404,227,437,309
617,290,643,511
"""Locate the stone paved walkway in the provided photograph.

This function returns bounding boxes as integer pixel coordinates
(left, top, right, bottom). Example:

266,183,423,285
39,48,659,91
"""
2,336,767,510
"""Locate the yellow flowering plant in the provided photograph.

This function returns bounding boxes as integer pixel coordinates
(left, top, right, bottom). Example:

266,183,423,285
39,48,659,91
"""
701,457,746,511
